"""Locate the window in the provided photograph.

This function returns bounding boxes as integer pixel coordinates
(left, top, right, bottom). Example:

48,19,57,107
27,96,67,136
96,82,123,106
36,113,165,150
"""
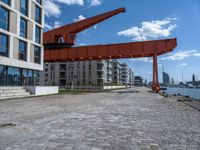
35,5,41,24
27,69,33,85
1,0,10,5
34,46,41,64
22,69,28,85
18,40,27,61
20,17,27,38
36,0,41,4
20,0,28,16
7,67,22,86
0,6,9,30
0,65,7,86
0,33,9,57
35,25,41,44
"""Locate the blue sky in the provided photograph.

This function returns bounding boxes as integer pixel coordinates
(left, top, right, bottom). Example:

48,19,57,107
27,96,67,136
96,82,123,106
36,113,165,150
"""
44,0,200,83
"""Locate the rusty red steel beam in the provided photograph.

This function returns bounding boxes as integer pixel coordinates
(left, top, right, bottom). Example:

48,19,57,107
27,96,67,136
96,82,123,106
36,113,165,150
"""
44,38,177,62
43,8,126,45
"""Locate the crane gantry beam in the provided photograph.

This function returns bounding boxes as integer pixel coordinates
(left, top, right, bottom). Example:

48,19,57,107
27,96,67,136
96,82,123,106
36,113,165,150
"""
44,38,177,62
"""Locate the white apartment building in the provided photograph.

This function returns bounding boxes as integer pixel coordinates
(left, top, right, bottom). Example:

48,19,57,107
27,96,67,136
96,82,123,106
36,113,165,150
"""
120,63,134,86
39,60,134,87
0,0,44,86
39,60,114,87
112,60,122,85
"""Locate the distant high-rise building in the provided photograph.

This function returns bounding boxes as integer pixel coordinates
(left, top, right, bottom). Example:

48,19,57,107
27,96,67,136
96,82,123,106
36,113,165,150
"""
162,66,170,86
192,74,195,83
163,72,170,85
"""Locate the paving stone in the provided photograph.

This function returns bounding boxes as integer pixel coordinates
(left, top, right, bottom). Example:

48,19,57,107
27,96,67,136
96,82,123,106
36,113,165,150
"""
0,87,199,150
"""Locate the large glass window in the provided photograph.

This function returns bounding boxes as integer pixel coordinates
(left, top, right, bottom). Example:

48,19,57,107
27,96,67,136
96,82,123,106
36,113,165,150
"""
20,17,27,38
35,5,41,24
0,6,9,31
18,40,27,61
7,67,22,86
0,33,9,57
27,69,33,85
22,69,28,86
36,0,41,4
0,65,7,86
34,46,41,64
1,0,10,5
20,0,28,16
35,25,41,44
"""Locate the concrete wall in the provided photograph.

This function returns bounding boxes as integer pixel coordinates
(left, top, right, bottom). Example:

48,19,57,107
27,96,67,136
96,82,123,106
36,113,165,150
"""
25,86,59,96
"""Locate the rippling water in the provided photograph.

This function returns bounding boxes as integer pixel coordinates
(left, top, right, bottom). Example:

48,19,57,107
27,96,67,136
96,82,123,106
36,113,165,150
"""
163,87,200,100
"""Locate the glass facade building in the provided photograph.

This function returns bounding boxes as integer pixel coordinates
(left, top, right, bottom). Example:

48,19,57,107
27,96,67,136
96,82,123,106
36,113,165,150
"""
0,0,44,86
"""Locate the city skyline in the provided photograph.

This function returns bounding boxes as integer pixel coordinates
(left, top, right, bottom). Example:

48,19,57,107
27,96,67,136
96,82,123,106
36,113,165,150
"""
44,0,200,82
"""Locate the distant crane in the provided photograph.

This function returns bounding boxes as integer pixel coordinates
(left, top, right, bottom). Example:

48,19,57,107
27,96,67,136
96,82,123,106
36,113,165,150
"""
43,7,177,92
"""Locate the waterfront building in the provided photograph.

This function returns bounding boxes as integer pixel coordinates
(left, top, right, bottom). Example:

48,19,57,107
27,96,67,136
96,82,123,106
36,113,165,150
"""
120,63,129,86
192,74,195,83
163,72,170,86
112,60,122,85
38,60,135,87
0,0,44,86
129,68,134,86
134,76,143,86
39,60,114,87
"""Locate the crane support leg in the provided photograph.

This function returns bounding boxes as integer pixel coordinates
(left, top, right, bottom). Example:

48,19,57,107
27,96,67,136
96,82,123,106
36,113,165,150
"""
152,54,160,92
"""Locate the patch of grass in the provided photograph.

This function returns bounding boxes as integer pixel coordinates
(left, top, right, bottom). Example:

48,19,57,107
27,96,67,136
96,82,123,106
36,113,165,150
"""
59,89,112,95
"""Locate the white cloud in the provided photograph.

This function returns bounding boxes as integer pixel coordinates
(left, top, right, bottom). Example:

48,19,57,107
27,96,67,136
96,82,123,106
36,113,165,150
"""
161,50,200,61
53,21,63,28
193,53,200,57
73,15,86,22
44,0,61,17
44,23,53,30
44,0,84,17
176,63,188,67
56,0,84,5
118,18,177,41
147,72,152,74
44,0,102,17
130,58,153,63
44,21,63,31
90,0,101,6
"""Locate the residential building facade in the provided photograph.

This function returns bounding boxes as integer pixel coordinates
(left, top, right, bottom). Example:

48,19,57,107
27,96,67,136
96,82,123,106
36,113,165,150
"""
134,76,143,86
120,63,129,85
39,60,114,87
112,60,122,85
0,0,44,86
38,60,135,87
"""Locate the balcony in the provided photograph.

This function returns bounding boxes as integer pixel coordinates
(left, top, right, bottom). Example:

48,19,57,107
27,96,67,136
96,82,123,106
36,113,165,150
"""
60,68,67,72
60,75,66,79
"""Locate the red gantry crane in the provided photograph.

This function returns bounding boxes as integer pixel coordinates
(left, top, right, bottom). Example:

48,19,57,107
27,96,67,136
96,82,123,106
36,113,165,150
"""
43,7,177,92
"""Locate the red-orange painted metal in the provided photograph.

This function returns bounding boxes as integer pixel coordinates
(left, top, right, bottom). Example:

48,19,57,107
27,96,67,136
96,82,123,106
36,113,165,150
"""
44,38,176,62
43,7,177,92
43,7,126,45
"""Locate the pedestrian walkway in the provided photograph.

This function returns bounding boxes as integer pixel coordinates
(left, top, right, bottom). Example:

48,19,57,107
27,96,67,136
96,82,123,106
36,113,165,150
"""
0,87,199,150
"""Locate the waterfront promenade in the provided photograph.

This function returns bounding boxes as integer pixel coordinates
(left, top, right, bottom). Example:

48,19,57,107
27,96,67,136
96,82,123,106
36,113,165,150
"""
0,87,199,150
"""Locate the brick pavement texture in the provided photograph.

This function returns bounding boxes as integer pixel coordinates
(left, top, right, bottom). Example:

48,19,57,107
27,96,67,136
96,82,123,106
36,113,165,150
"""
0,87,199,150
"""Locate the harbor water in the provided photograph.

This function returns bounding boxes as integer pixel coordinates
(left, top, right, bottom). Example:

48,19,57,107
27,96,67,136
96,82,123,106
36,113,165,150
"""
163,87,200,100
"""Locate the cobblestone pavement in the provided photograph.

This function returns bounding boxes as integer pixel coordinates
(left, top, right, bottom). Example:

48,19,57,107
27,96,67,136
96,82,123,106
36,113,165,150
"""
0,87,200,150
